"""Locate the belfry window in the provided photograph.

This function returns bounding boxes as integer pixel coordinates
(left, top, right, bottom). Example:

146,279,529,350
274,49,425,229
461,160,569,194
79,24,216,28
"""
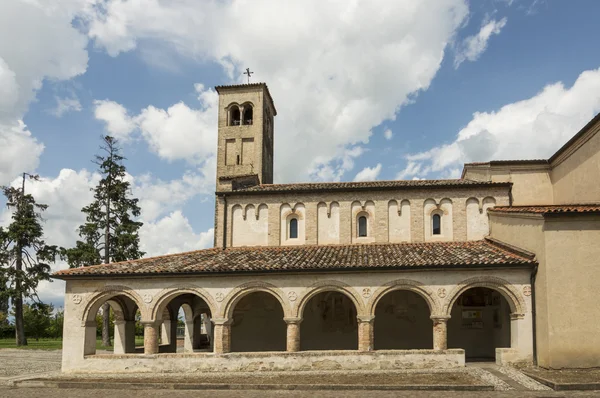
358,215,368,237
432,214,441,235
230,107,241,126
289,218,298,239
243,106,253,125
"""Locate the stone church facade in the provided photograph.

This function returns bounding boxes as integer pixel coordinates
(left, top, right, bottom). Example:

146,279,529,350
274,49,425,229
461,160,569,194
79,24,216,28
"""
56,83,600,373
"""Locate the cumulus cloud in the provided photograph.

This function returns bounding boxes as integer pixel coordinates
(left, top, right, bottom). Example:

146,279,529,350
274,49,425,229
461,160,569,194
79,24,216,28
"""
383,129,393,140
354,164,382,182
397,68,600,179
454,17,507,68
84,0,470,182
93,100,136,141
0,0,89,185
140,212,214,257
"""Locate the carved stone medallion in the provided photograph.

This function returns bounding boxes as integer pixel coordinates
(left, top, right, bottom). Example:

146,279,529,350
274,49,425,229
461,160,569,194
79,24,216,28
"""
215,292,225,302
362,288,372,299
287,291,297,302
437,288,447,299
522,286,532,297
71,294,82,305
143,294,153,304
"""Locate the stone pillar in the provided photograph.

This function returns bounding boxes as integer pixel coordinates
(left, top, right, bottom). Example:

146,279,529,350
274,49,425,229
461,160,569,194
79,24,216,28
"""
161,320,172,345
184,321,194,353
212,318,232,354
284,317,302,352
357,315,375,352
204,315,213,348
431,315,450,350
142,321,159,355
113,320,127,355
83,320,97,356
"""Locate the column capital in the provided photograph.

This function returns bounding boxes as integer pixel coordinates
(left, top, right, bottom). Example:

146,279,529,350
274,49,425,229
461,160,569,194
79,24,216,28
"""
140,320,160,327
357,315,375,323
430,315,451,322
113,320,126,326
283,317,303,325
211,318,232,326
510,313,525,320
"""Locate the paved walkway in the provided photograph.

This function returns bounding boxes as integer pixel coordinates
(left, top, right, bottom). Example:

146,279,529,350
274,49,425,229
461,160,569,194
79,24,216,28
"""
0,349,590,395
1,388,600,397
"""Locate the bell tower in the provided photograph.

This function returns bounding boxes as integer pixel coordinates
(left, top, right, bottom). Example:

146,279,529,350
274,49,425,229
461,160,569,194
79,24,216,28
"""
214,83,276,191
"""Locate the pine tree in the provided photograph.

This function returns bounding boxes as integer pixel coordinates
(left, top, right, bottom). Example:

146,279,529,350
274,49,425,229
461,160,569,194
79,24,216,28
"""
0,173,57,346
61,136,144,347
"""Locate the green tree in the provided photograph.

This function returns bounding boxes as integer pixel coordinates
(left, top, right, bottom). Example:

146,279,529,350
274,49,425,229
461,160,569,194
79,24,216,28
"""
0,174,57,345
22,302,53,340
47,308,64,339
61,136,144,347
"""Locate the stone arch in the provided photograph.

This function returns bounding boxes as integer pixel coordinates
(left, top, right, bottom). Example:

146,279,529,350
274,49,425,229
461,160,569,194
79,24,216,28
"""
295,280,365,318
368,279,439,316
443,276,526,317
151,285,217,321
222,281,290,319
80,285,146,326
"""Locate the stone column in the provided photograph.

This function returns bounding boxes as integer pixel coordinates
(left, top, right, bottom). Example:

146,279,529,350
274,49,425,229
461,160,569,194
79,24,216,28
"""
284,317,302,352
212,318,232,354
357,315,375,352
142,321,159,355
431,315,450,350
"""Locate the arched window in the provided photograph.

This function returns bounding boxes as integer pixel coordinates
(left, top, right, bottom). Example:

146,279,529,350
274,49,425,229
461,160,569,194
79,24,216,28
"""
243,106,253,125
358,215,368,237
432,214,441,235
230,107,241,126
289,218,298,239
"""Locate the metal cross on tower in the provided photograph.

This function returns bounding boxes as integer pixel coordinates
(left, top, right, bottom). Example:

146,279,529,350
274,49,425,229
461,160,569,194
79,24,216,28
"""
243,68,254,84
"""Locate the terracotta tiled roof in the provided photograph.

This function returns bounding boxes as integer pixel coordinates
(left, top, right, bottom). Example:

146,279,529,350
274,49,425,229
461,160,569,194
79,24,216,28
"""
463,160,549,167
490,205,600,214
53,240,535,278
231,179,510,194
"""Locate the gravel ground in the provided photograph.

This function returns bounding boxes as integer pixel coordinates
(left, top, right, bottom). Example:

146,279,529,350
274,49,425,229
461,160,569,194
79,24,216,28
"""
1,387,600,397
0,350,61,378
496,366,552,391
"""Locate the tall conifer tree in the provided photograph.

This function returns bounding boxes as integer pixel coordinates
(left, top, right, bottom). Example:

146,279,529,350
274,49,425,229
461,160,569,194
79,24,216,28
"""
0,174,57,345
62,136,144,347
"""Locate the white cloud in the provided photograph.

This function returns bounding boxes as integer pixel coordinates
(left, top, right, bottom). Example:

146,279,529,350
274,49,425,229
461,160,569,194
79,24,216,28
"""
353,163,382,182
136,86,218,164
51,96,82,117
93,99,136,141
0,0,89,185
383,129,393,140
0,121,45,185
140,212,214,257
84,0,470,182
454,17,507,68
397,68,600,179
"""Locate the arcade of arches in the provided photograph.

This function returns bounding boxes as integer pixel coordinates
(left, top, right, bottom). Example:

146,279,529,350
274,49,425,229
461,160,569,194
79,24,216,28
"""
77,281,524,365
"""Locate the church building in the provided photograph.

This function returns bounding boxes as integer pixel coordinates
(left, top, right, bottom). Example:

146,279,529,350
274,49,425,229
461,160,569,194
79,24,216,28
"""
55,83,600,372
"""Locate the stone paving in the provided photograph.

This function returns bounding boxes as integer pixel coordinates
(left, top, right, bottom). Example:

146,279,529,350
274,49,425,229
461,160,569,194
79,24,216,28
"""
0,349,595,396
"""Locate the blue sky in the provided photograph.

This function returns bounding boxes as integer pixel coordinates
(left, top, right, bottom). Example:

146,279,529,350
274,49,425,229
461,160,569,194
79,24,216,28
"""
2,0,600,307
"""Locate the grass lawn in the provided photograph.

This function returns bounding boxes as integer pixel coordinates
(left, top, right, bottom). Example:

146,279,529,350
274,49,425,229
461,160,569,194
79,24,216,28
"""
0,337,145,351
